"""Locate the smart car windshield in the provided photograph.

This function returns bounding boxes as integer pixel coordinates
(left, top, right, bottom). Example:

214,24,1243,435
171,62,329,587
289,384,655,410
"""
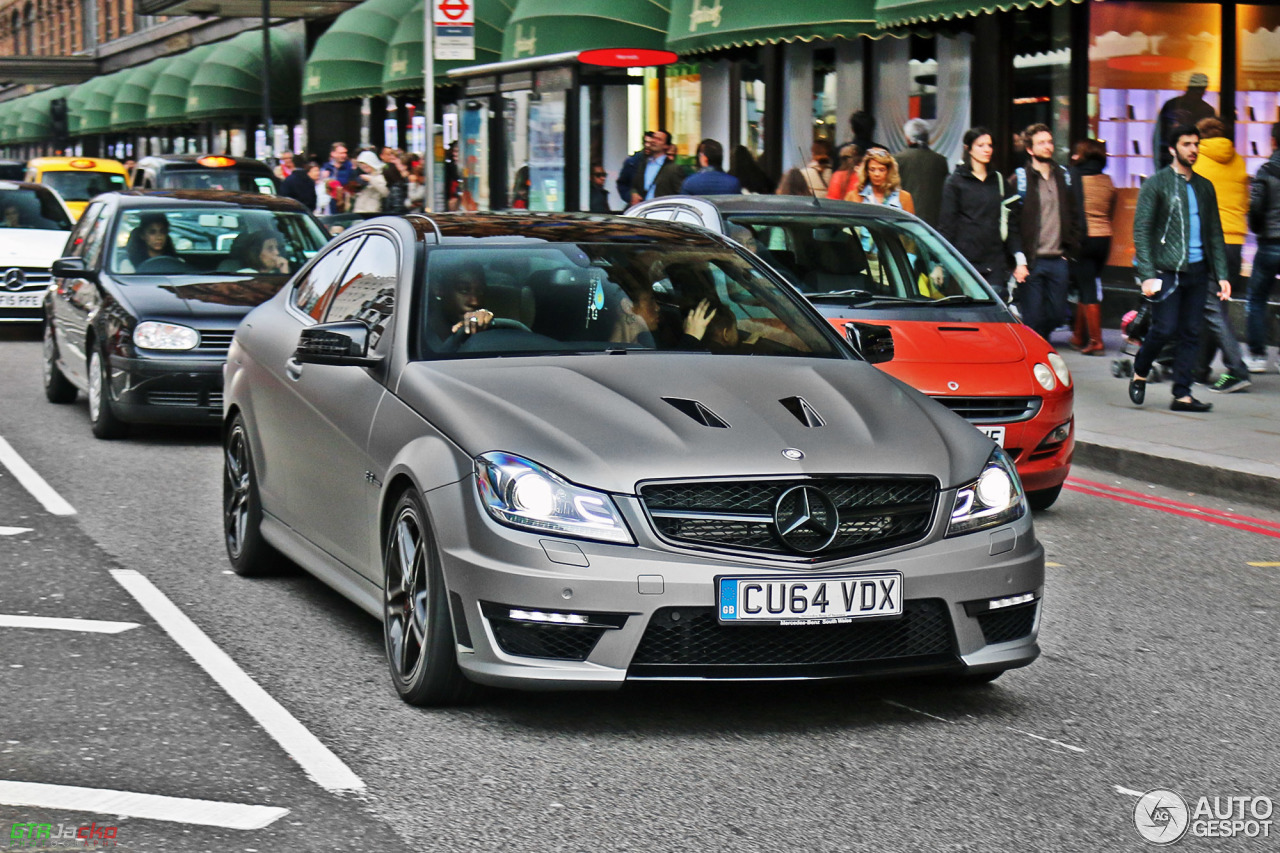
725,215,996,305
109,207,329,276
0,185,72,230
415,244,844,360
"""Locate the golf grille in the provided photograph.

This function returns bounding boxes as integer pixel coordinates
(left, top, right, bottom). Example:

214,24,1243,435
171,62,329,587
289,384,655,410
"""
629,600,956,677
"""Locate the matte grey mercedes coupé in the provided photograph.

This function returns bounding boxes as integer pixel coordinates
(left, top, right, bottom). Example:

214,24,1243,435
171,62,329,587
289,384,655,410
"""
222,213,1043,705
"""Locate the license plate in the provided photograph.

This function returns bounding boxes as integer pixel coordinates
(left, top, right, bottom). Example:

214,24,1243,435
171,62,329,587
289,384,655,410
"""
0,293,41,308
979,426,1006,446
717,572,903,625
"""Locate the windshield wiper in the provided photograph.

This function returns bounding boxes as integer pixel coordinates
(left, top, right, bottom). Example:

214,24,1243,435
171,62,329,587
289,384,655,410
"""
927,294,991,304
805,289,876,299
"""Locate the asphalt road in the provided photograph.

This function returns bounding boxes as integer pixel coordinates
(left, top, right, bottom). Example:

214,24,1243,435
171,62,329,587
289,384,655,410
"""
2,326,1277,852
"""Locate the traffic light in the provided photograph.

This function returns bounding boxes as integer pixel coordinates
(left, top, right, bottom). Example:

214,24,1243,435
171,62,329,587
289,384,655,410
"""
50,97,69,144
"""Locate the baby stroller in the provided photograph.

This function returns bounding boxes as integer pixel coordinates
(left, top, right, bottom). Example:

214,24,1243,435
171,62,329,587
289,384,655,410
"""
1110,300,1173,382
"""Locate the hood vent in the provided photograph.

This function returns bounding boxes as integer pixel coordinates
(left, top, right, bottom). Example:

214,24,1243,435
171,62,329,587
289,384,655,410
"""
936,326,981,333
663,397,730,429
779,396,825,428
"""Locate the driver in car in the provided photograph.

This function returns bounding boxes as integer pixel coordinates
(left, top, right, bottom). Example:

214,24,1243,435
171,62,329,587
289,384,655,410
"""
118,213,178,273
434,261,494,338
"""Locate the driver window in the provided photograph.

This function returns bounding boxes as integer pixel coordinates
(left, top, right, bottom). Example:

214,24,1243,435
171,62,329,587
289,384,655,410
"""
325,235,399,349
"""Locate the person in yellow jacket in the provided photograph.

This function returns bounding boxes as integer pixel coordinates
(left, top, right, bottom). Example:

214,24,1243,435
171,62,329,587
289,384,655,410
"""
1191,117,1251,392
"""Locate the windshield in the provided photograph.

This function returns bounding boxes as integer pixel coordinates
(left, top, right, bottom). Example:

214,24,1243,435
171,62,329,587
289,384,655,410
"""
416,244,843,360
109,207,329,276
160,170,277,194
0,185,72,231
39,170,128,202
725,215,996,305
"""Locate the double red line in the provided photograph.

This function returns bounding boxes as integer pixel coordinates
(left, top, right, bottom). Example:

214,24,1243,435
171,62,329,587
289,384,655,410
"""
1064,477,1280,540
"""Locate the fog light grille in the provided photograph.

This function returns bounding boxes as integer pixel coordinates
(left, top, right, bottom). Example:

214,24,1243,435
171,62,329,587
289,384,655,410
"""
976,602,1037,644
490,620,605,661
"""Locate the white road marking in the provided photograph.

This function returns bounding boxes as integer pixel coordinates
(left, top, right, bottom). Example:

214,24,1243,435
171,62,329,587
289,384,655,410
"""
110,570,366,793
1006,726,1087,754
1115,786,1145,797
0,526,34,535
0,615,139,634
0,781,288,830
0,437,76,516
882,700,953,723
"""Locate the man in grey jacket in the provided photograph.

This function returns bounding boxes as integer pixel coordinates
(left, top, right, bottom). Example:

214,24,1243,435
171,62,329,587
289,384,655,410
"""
1129,124,1232,412
1244,122,1280,373
895,118,949,227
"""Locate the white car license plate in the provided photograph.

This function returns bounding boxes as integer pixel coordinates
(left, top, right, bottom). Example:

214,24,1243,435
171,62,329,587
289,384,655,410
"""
717,572,903,625
0,293,41,308
979,426,1006,446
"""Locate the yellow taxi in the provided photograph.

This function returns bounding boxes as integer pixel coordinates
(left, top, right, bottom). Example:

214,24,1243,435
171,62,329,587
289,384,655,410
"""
24,156,130,219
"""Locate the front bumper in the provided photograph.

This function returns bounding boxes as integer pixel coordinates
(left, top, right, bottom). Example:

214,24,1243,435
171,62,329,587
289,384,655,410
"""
426,481,1044,691
106,352,225,424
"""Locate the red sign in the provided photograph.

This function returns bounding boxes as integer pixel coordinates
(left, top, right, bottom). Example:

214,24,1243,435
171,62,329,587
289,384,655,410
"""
578,48,678,68
437,0,469,21
1106,55,1197,74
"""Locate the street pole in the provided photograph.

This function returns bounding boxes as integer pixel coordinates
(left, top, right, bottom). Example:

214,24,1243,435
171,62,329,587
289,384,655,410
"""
422,0,434,211
261,0,273,162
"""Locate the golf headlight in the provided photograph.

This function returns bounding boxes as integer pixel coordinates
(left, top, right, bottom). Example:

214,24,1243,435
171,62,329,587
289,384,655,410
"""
133,321,199,351
948,448,1026,536
1033,362,1057,391
475,452,634,544
1047,352,1071,387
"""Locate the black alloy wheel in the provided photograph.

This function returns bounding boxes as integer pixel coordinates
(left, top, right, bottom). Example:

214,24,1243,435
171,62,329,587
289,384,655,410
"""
223,414,279,576
383,490,474,706
42,319,77,404
87,348,128,439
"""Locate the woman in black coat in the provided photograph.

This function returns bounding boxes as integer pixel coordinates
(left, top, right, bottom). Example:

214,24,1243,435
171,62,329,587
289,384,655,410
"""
937,127,1023,302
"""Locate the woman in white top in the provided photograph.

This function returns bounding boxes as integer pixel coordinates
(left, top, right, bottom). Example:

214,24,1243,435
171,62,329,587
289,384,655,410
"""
851,148,915,214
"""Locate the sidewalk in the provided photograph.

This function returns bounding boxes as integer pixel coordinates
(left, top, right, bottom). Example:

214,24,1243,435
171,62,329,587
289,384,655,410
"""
1059,327,1280,510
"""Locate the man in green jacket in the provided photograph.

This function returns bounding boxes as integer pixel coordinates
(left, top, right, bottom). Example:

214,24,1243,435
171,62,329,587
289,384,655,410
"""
1129,123,1232,412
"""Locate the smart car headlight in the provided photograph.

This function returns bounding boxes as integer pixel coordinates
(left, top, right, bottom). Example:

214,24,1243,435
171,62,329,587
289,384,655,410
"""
947,448,1026,536
1032,362,1057,391
1047,352,1071,387
475,452,634,544
133,321,199,351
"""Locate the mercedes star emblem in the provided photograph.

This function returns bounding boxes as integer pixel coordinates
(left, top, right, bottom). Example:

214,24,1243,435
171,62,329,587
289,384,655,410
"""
773,485,840,553
781,448,804,461
3,268,26,292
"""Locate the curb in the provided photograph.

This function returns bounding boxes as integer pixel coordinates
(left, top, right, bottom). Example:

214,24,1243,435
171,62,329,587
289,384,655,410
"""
1073,440,1280,512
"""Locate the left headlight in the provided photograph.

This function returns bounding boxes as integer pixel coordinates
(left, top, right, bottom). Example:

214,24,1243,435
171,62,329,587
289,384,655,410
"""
947,448,1026,537
475,452,634,544
133,321,199,351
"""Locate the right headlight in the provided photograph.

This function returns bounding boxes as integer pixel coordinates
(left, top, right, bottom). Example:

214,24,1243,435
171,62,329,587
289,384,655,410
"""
947,448,1026,536
474,452,634,544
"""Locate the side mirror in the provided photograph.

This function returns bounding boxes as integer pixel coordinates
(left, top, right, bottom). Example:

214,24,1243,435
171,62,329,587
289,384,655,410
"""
295,320,382,367
844,322,894,364
51,256,95,281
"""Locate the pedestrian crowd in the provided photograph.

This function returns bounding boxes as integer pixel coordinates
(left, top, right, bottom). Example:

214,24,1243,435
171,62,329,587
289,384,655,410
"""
601,104,1279,414
275,141,433,220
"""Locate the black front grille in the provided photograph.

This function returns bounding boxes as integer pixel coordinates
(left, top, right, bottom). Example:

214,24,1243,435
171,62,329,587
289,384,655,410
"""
490,620,606,661
197,330,236,353
630,600,956,677
976,603,1037,645
640,477,937,560
931,396,1041,424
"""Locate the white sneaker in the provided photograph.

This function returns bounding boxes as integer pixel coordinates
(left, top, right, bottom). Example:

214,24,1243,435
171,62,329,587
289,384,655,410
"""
1244,354,1268,374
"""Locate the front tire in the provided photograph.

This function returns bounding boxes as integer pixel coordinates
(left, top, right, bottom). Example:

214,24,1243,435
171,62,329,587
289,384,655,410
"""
1027,484,1063,511
87,349,128,439
223,415,280,576
42,320,77,404
383,489,474,706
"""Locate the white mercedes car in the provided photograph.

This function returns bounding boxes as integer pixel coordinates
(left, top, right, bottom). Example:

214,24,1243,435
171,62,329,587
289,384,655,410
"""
1,180,75,323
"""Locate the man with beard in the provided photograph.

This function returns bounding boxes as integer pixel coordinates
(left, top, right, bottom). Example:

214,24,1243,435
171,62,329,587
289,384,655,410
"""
1128,124,1232,413
1011,123,1080,343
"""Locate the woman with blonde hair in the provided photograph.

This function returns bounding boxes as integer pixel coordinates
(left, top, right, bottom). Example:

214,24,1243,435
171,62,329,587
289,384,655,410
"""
849,148,914,214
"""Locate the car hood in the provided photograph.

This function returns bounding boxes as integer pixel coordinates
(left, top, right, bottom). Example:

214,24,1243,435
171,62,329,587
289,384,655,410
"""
0,230,69,267
833,318,1028,365
395,354,993,493
113,275,289,319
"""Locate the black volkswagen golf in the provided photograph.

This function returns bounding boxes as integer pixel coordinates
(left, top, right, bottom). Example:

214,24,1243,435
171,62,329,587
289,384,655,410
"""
42,190,330,438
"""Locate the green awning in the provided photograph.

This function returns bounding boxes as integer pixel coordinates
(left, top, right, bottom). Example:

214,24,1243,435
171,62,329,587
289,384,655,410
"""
502,0,668,61
666,0,875,54
66,83,89,136
303,0,418,104
77,72,128,136
381,0,511,94
146,44,217,125
13,86,70,143
109,59,167,131
875,0,1075,29
187,28,303,120
0,103,17,146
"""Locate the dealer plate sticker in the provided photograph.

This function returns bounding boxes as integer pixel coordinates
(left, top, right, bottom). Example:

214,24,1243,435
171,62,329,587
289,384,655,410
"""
717,572,903,625
979,426,1005,446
